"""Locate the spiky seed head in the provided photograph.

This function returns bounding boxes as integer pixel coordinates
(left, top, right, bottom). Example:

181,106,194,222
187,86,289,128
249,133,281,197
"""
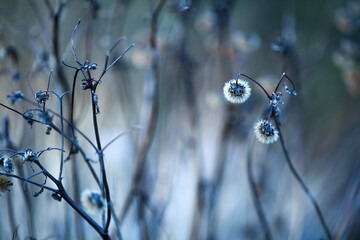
81,189,105,215
254,119,279,144
0,175,13,197
223,78,251,104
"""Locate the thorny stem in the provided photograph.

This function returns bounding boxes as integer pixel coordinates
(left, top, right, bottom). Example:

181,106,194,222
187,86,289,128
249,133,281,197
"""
275,121,332,240
247,136,273,240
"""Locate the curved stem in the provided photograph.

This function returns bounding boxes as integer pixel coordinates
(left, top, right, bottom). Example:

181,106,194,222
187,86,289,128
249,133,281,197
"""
274,72,296,93
58,95,65,181
70,69,80,137
247,136,273,240
238,73,271,99
275,121,332,240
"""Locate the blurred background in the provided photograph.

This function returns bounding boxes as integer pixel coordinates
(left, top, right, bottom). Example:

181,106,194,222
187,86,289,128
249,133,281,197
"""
1,0,360,239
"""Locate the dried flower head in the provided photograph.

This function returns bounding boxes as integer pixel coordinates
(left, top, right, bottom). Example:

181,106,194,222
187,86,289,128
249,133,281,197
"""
35,90,49,104
81,189,105,215
0,175,13,196
3,158,14,173
223,78,251,104
7,90,24,104
24,110,34,126
254,119,279,144
24,149,39,162
269,92,283,107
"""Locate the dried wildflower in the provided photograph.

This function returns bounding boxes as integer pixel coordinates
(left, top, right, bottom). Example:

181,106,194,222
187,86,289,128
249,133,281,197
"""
7,91,24,104
37,111,52,124
80,79,92,90
51,192,62,201
81,189,105,214
3,158,14,173
223,78,251,104
45,125,52,135
35,90,49,104
284,86,297,96
24,148,39,162
0,175,13,196
24,110,34,126
254,119,279,144
269,92,283,107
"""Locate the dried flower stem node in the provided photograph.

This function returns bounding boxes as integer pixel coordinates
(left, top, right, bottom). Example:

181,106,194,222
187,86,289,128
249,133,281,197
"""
254,119,279,144
0,175,13,196
223,78,251,104
81,189,106,215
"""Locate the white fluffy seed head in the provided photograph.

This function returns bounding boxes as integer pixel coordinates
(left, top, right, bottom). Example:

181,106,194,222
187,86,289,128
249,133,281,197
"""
254,119,279,144
81,189,106,215
223,78,251,104
0,175,12,197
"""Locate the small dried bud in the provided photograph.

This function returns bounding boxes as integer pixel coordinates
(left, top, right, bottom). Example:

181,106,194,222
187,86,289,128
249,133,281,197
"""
24,110,34,126
80,80,91,90
37,111,52,124
81,189,105,214
93,92,100,114
0,175,13,196
45,125,52,135
51,192,62,201
35,90,49,104
88,62,98,70
7,91,24,104
223,78,251,104
254,119,279,144
269,92,283,107
284,86,297,96
3,158,14,173
24,148,39,162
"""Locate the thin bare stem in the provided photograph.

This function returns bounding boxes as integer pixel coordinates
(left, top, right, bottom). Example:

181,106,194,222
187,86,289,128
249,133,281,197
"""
98,43,134,82
23,170,45,192
238,73,271,99
71,20,82,66
34,161,111,240
58,93,68,181
0,102,100,185
274,72,296,93
0,172,57,192
275,121,332,240
90,89,112,232
102,125,142,152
